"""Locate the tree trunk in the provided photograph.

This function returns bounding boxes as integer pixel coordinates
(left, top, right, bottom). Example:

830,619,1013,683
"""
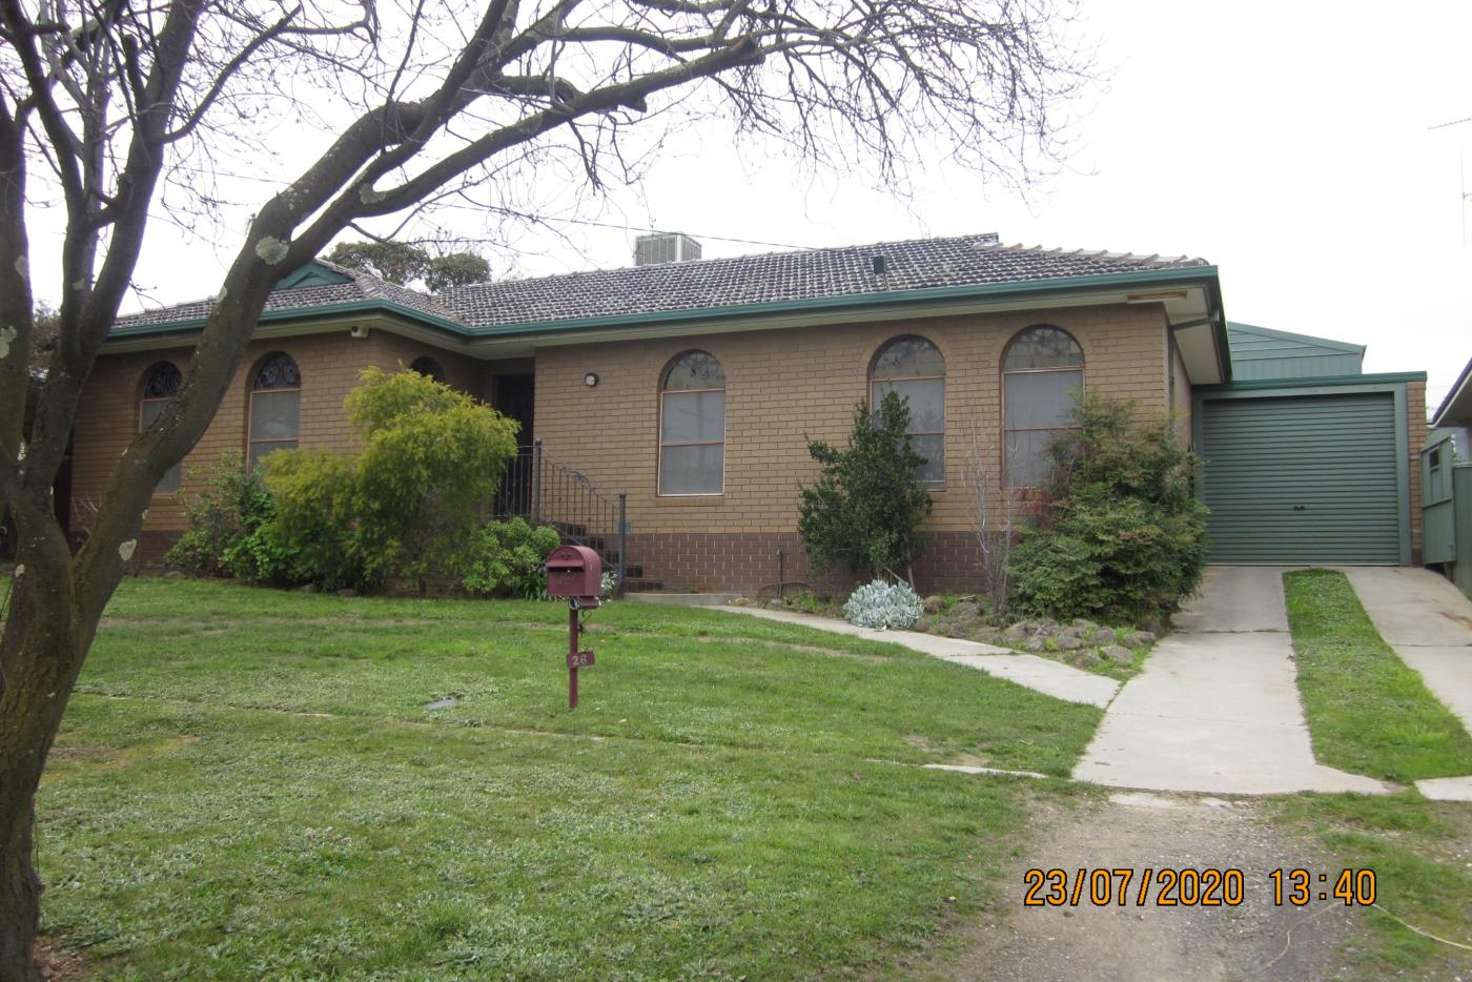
0,566,98,982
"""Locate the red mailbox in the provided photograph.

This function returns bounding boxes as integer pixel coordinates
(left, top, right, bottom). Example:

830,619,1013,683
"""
546,544,602,601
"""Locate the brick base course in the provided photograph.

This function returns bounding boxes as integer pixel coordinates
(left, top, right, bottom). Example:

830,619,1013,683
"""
625,530,991,596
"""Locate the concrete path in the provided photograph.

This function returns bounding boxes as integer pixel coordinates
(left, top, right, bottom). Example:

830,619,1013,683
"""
1341,566,1472,802
713,605,1120,708
1072,567,1388,796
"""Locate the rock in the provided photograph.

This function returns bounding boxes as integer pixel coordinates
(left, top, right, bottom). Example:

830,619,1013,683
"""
163,569,187,579
1060,624,1085,640
298,583,319,593
1075,652,1102,668
923,595,945,614
1093,627,1117,645
1071,618,1097,630
1056,636,1083,651
1133,630,1158,646
951,601,982,623
1103,645,1133,664
1003,624,1030,643
336,587,358,598
941,620,969,639
1025,637,1047,653
914,615,934,633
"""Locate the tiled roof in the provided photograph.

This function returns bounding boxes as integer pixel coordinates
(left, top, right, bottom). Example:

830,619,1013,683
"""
111,233,1211,335
113,259,453,330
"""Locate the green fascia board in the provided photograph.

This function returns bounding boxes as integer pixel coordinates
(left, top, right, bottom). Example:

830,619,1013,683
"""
1195,371,1426,393
106,264,1223,344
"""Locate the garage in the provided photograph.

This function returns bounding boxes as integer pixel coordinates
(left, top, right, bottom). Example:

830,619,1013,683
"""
1195,385,1412,565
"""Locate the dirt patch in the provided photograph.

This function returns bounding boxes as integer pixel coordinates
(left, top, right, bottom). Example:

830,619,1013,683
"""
34,937,89,980
910,791,1362,981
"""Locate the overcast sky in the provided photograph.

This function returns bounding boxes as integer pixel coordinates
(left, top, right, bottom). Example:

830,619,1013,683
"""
67,0,1472,411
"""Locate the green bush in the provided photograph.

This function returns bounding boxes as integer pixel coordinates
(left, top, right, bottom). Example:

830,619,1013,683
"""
166,453,294,581
261,450,361,590
460,518,562,598
1008,393,1207,625
798,391,933,582
256,368,520,591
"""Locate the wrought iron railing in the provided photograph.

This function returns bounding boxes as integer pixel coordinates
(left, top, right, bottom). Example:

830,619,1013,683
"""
495,440,629,593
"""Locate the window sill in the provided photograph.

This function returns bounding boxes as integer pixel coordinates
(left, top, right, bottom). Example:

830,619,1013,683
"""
654,493,725,505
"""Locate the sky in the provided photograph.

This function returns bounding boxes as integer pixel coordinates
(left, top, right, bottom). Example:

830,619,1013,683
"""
42,0,1472,412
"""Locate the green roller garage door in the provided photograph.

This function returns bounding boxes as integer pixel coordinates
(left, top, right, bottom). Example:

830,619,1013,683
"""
1198,393,1402,563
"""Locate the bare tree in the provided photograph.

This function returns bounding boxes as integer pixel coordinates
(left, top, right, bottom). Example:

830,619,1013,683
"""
0,0,1086,974
964,418,1022,618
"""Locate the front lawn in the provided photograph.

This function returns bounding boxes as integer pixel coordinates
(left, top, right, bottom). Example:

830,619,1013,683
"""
1283,569,1472,782
29,577,1100,979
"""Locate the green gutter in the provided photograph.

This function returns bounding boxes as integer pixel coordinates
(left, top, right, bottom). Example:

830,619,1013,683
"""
1195,370,1427,392
107,264,1222,343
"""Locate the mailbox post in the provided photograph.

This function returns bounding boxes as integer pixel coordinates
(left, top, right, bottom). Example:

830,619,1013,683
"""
545,545,602,709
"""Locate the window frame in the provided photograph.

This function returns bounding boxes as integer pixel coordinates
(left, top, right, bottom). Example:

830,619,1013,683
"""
657,351,726,497
138,361,183,493
1001,326,1085,489
247,352,302,470
869,335,946,489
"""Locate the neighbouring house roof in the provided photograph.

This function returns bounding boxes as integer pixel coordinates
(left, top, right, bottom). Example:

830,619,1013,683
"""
1226,322,1366,381
1432,355,1472,428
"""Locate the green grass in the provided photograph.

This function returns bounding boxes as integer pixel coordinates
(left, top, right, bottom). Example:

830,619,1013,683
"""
1270,793,1472,978
30,576,1101,979
1283,569,1472,782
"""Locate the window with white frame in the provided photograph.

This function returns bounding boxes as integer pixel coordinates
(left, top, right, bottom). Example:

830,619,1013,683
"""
139,361,183,492
248,352,301,470
1003,326,1084,487
659,351,725,495
870,335,946,485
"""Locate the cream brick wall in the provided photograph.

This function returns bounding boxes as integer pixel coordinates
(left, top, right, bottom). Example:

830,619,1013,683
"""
71,331,482,535
534,303,1173,535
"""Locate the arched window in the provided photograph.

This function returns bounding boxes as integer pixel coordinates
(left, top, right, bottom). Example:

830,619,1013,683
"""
1003,326,1084,487
410,356,446,383
248,352,301,469
659,351,725,495
139,361,183,492
870,336,945,485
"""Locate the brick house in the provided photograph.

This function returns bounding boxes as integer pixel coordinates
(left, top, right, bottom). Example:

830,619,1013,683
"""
69,231,1425,592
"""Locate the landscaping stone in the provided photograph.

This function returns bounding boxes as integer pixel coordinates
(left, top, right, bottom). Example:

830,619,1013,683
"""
1025,637,1047,653
1057,636,1083,651
1093,627,1117,644
914,615,934,633
336,588,357,598
951,601,982,623
1002,624,1030,643
923,595,945,614
1134,630,1158,646
1075,652,1102,668
298,584,318,593
1102,645,1133,664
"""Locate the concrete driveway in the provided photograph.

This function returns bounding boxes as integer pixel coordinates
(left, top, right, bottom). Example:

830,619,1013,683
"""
1342,566,1472,801
1072,566,1387,796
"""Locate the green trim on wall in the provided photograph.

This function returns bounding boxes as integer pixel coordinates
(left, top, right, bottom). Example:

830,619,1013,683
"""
1196,371,1427,393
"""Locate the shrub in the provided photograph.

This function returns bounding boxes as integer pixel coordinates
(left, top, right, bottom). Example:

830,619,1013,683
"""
798,391,933,582
255,368,519,591
843,578,924,630
1008,392,1208,625
166,453,293,581
460,518,562,598
261,450,362,590
345,368,520,584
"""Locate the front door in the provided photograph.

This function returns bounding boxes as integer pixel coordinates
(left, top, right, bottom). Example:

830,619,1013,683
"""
494,374,536,516
494,374,535,447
